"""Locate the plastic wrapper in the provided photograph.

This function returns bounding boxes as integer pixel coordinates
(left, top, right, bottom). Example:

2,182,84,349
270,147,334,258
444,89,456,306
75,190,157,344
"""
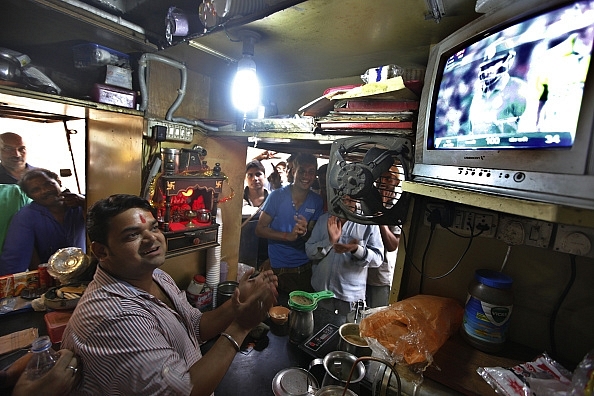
477,352,573,396
237,262,253,281
570,349,594,396
361,64,403,84
359,294,464,370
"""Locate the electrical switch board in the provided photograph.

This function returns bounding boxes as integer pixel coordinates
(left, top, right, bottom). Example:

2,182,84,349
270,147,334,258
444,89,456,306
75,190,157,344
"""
496,214,554,248
145,119,194,143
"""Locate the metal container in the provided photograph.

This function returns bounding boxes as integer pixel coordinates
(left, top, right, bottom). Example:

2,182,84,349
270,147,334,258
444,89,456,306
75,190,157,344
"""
47,247,90,284
272,367,318,396
308,351,365,388
314,386,357,396
288,308,314,344
197,208,211,224
337,323,372,358
217,281,238,306
161,148,179,175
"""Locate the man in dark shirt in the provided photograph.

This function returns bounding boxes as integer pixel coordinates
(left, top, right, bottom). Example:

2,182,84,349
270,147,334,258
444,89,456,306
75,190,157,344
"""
0,132,33,184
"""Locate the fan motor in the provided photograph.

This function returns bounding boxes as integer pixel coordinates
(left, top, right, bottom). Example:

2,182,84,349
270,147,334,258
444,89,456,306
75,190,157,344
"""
337,164,374,198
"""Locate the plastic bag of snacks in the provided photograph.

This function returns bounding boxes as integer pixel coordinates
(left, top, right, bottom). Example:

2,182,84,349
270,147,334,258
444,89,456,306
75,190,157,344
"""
477,350,594,396
360,294,464,368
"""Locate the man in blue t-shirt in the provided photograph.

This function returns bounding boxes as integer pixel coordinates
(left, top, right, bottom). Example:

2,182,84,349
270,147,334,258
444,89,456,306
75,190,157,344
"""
256,153,323,293
0,168,86,276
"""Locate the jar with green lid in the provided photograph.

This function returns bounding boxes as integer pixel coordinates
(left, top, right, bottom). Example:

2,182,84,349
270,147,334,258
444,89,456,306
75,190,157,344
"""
461,269,513,353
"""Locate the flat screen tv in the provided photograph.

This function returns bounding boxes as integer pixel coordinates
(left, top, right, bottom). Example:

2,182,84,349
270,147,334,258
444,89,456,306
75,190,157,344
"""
413,0,594,210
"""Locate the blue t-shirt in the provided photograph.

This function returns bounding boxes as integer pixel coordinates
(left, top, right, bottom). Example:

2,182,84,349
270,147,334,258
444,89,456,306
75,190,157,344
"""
260,185,323,268
0,202,86,275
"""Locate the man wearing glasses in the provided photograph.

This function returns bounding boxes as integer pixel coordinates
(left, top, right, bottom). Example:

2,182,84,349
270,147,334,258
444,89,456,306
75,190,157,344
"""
0,132,33,184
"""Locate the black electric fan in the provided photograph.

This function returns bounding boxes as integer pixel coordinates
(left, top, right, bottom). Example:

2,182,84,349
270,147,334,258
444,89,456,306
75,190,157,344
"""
327,136,413,225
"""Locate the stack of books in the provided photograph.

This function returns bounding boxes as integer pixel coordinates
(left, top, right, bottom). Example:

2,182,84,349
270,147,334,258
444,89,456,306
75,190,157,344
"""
316,99,419,134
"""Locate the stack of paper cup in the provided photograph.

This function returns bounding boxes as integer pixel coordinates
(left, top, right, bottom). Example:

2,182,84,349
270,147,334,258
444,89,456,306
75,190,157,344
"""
206,208,223,307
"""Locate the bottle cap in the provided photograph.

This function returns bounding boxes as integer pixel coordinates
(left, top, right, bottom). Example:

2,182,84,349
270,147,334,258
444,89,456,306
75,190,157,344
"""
475,269,513,289
193,274,206,283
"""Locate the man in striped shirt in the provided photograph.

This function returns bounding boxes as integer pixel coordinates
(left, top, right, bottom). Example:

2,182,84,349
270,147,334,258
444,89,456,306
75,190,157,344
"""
62,194,278,395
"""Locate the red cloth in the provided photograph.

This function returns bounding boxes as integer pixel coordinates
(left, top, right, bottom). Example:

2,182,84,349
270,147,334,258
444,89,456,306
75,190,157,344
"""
168,220,209,232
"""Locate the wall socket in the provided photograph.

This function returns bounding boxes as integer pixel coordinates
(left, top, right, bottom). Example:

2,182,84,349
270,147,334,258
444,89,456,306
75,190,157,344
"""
495,214,554,247
145,119,194,143
553,224,594,257
424,203,498,238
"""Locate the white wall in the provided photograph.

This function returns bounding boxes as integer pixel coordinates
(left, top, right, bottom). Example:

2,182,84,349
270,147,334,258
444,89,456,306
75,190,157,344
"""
1,118,86,193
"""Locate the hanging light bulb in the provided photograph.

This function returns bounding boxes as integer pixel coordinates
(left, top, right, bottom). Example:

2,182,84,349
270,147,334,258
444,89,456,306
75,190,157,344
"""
231,30,261,115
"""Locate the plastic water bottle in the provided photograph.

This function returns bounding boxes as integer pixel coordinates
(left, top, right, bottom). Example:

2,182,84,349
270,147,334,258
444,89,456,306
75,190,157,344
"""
24,336,59,380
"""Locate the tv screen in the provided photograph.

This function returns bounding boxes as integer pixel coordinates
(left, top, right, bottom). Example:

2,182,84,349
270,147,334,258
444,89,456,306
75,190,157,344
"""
432,0,594,150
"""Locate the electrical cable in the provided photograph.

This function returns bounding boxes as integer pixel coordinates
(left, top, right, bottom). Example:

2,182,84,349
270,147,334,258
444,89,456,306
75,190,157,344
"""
418,221,434,293
549,254,577,360
405,210,483,284
500,245,512,272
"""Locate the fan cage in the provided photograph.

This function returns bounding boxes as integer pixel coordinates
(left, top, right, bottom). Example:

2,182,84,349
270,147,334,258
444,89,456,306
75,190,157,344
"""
336,162,405,216
327,137,413,225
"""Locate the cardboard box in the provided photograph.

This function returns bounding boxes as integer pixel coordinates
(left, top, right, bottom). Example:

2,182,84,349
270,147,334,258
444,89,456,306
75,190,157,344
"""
0,269,46,299
105,65,132,90
91,83,136,109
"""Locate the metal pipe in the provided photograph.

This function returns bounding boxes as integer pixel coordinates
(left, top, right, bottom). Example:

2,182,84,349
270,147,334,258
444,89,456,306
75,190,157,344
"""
138,53,221,132
56,0,145,34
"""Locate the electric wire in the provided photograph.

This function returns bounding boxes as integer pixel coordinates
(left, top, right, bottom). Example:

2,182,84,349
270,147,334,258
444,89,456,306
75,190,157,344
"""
549,254,577,361
500,245,512,272
400,223,480,283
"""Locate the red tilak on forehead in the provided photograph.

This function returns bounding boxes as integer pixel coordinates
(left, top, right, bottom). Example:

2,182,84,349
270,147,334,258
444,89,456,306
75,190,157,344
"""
139,214,146,223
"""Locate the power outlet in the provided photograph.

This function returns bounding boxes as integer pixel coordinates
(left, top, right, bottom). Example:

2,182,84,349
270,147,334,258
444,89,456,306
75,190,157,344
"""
496,214,554,247
553,224,594,257
424,203,498,238
145,119,194,143
473,213,498,238
425,203,455,228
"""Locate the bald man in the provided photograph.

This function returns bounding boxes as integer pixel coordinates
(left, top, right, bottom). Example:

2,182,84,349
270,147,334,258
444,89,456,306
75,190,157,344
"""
0,132,33,184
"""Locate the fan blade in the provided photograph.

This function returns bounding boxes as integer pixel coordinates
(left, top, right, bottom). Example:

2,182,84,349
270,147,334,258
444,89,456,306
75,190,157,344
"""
328,147,346,190
359,188,385,215
363,147,394,180
328,160,343,190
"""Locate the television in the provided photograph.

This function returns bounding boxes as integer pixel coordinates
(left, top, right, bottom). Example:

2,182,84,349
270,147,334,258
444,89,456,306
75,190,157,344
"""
413,0,594,210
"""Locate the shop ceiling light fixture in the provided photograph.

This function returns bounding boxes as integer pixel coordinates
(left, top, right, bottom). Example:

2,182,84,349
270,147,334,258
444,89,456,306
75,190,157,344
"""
231,30,262,115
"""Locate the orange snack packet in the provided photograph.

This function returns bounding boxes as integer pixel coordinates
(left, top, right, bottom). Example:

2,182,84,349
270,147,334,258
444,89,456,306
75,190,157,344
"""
360,294,464,366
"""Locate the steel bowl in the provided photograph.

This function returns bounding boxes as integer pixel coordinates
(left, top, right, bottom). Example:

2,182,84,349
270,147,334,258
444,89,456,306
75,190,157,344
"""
196,208,211,223
337,323,372,358
47,247,90,284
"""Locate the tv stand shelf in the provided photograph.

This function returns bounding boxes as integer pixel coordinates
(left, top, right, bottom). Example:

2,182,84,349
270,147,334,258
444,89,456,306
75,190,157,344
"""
403,181,594,228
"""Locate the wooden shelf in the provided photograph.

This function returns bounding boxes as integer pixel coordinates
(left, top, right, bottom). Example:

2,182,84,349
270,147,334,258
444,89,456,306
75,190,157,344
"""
424,333,538,396
3,0,157,54
0,86,144,118
403,180,594,227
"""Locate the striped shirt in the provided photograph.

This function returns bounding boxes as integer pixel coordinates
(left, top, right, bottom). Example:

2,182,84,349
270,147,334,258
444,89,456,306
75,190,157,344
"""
61,266,205,395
